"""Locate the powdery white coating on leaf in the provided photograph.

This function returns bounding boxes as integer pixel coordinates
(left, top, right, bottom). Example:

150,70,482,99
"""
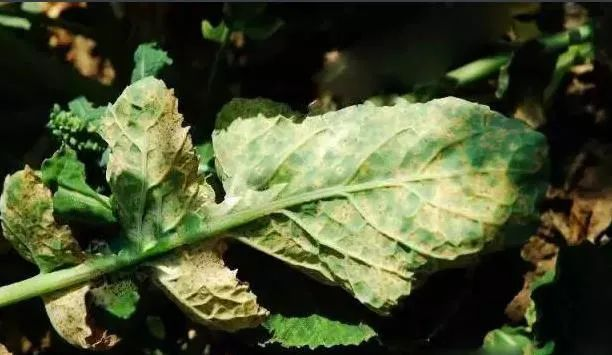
0,167,83,272
153,240,269,332
100,77,213,249
213,97,548,313
263,314,376,350
43,283,120,350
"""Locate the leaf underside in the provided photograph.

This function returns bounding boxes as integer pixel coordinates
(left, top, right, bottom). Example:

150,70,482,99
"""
101,77,266,331
213,97,548,313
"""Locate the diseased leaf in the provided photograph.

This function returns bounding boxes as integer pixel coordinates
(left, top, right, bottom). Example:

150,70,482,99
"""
213,98,548,313
0,167,83,272
0,342,11,355
215,97,299,130
91,279,140,319
101,77,266,331
41,146,115,224
131,42,173,83
262,314,376,350
44,283,120,350
100,77,213,249
0,169,118,350
153,240,268,332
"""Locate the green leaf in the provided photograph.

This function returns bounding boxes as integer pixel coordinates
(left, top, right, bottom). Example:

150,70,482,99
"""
201,20,229,44
41,146,116,224
212,98,548,313
131,42,173,83
99,77,214,249
90,279,140,319
68,97,107,123
0,167,83,272
0,15,30,30
479,326,554,355
262,314,376,350
216,97,299,130
153,240,268,332
195,142,215,175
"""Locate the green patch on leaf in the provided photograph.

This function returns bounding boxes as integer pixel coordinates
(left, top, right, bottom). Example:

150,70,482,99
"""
91,279,140,319
263,314,376,350
131,42,173,83
41,146,115,224
195,142,215,175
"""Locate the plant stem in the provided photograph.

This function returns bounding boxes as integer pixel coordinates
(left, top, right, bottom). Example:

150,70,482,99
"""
445,23,593,87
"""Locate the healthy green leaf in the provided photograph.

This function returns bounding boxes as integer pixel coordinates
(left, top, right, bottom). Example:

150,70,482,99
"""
478,326,554,355
131,42,173,83
213,98,548,313
0,167,83,272
99,76,213,249
262,314,376,350
0,15,30,30
201,20,229,44
216,97,299,130
41,146,115,224
68,97,107,123
153,240,268,332
90,279,140,319
195,142,215,175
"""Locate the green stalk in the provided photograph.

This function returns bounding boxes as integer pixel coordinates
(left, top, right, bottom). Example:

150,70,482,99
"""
0,23,595,309
445,23,593,87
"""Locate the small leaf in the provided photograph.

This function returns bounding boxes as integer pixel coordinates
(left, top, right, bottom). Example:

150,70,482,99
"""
131,42,173,83
479,326,554,355
41,146,116,224
68,97,107,124
195,143,215,175
213,98,548,313
0,15,30,30
100,77,214,249
262,314,376,350
146,316,166,340
91,279,140,319
201,20,230,44
153,240,268,332
44,283,120,350
0,167,83,272
215,97,299,130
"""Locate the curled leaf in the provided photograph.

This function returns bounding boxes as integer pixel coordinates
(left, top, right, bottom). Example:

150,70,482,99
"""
0,167,83,272
100,77,213,249
263,314,376,350
213,98,548,313
44,283,120,350
153,240,268,332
